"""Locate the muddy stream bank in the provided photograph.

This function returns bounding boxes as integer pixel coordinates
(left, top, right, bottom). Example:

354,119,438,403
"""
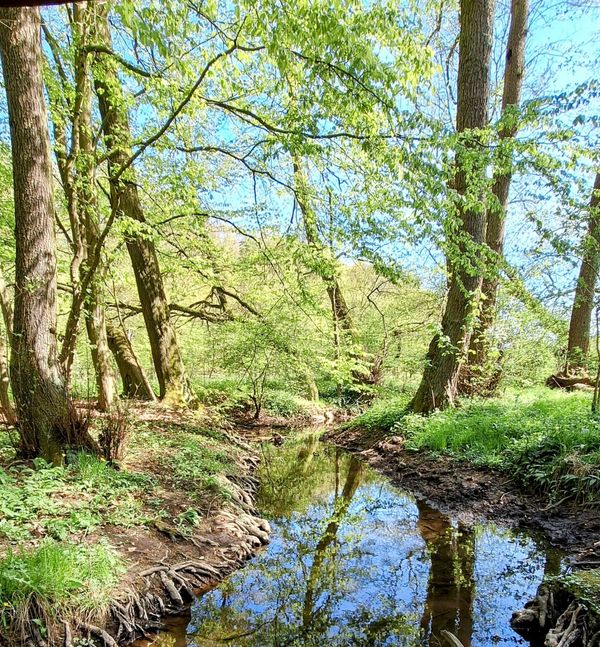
134,432,568,646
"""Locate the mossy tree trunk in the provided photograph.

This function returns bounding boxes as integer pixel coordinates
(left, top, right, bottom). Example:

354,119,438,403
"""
49,2,116,410
106,320,155,401
0,6,73,462
460,0,529,395
565,173,600,372
410,0,495,413
89,3,190,406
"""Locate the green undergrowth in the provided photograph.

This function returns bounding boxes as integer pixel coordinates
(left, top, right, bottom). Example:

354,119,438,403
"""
130,421,243,500
0,540,123,640
399,389,600,503
560,569,600,616
194,378,324,419
0,442,154,544
0,408,256,642
342,392,412,435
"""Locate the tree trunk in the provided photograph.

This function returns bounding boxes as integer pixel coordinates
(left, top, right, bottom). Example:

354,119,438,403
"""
293,158,374,388
48,2,116,410
75,3,115,410
106,320,155,401
410,0,495,413
89,3,190,405
460,0,529,394
565,173,600,370
0,332,15,426
0,272,15,425
0,6,73,462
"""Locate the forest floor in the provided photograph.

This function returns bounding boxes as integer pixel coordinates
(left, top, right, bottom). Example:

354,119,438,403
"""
3,388,600,646
0,403,271,647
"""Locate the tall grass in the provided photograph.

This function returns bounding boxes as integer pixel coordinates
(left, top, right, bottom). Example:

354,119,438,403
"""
0,540,123,641
401,389,600,503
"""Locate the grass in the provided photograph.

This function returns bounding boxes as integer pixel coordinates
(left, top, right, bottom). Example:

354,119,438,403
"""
343,393,412,433
131,423,238,498
0,449,154,543
0,540,123,640
398,388,600,503
0,406,255,644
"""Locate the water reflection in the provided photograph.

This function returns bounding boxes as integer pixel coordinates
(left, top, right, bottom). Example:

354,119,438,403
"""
142,435,562,646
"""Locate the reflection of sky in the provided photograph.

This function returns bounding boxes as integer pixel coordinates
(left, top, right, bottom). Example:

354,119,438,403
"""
183,456,557,646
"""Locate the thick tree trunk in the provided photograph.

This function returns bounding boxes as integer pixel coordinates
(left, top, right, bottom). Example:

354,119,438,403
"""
106,321,155,401
460,0,529,393
0,7,73,462
89,4,190,405
410,0,495,413
565,173,600,370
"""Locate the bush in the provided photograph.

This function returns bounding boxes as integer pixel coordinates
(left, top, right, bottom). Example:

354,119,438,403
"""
98,405,132,463
263,389,320,418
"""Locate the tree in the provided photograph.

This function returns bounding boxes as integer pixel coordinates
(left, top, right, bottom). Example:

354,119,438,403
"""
459,0,529,394
88,2,190,405
564,173,600,371
106,319,155,400
44,2,117,410
0,6,90,462
292,157,374,391
410,0,496,413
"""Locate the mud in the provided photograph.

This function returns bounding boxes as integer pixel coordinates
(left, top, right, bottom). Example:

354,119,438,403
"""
328,426,600,554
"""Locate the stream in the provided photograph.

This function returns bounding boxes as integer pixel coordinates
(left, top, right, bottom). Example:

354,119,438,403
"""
139,433,564,646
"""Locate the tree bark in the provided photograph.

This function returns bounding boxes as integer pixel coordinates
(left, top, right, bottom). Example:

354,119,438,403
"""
460,0,529,393
0,6,73,462
565,173,600,370
410,0,496,413
106,320,155,401
89,2,190,405
75,2,115,410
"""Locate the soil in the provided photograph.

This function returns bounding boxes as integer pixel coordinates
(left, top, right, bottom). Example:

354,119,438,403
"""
0,403,272,647
328,425,600,555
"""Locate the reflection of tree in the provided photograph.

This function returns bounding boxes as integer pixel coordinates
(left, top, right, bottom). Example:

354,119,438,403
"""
543,546,562,578
258,433,333,517
302,455,363,630
416,501,474,646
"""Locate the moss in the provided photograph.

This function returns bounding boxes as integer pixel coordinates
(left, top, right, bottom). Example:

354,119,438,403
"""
562,569,600,616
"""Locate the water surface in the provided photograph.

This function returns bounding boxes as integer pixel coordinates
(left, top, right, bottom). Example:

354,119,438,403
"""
143,434,561,646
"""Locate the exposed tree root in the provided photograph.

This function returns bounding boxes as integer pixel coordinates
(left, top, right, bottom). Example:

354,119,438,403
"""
512,583,600,646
